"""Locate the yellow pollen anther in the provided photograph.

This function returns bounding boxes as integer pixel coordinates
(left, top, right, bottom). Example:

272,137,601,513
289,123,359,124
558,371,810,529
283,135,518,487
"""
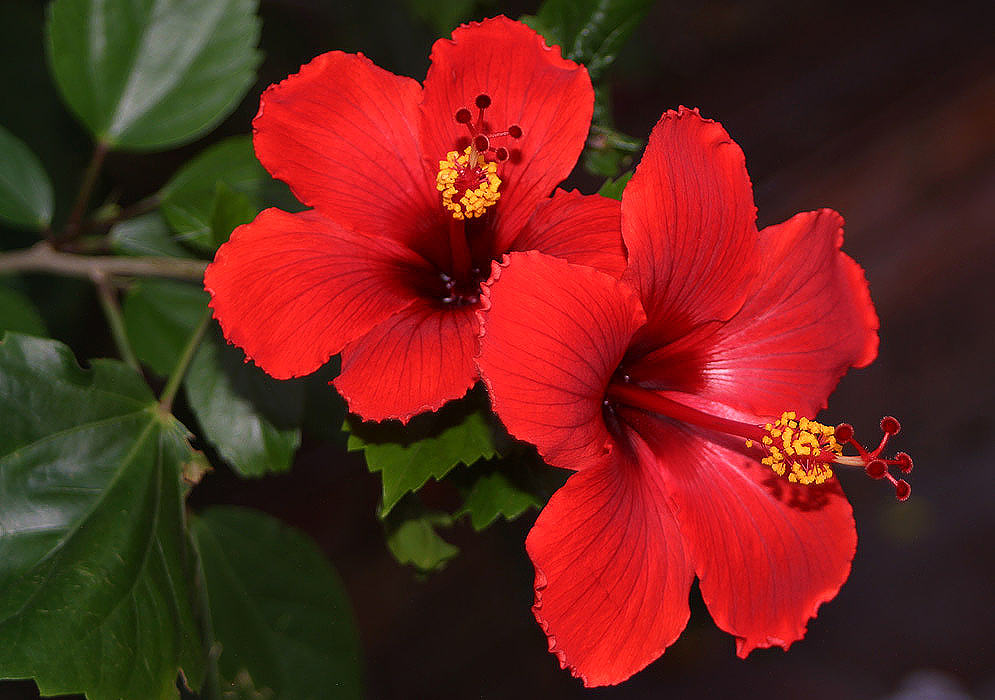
436,147,502,220
748,411,841,485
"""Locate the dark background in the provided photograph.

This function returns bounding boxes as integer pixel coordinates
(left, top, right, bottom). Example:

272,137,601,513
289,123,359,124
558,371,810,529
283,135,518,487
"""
2,0,993,698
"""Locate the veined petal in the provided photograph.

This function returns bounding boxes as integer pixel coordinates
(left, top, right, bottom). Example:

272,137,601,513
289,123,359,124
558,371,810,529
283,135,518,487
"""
204,208,424,379
622,107,758,346
629,413,857,657
334,300,479,422
702,209,880,417
477,252,645,471
253,51,441,250
420,16,594,236
527,431,694,687
503,189,626,278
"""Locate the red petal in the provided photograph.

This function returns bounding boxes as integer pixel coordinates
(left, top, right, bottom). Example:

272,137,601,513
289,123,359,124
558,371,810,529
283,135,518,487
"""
622,107,758,344
253,51,441,252
477,252,645,471
702,209,880,417
528,432,694,687
502,189,626,278
630,413,857,657
204,208,424,379
420,16,593,235
334,300,479,422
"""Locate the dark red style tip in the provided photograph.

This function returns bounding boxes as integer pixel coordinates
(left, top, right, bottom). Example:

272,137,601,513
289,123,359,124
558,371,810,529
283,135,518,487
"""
508,124,523,139
865,460,886,479
495,146,509,161
895,480,911,501
895,452,913,473
455,108,472,124
835,417,913,501
474,134,490,152
475,93,492,109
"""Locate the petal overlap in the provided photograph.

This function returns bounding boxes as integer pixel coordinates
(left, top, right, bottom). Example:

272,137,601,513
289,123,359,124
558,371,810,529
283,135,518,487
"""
478,252,645,471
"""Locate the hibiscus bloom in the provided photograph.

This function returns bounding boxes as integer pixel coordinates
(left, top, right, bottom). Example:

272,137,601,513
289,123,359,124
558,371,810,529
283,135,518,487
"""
477,107,912,686
204,16,624,421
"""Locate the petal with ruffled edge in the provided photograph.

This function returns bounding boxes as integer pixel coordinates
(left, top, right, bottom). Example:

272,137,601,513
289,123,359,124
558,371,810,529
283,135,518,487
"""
420,16,594,237
622,107,758,346
477,251,645,471
700,209,880,418
527,430,694,687
253,51,442,253
334,300,479,422
628,411,857,657
502,189,626,278
205,208,426,379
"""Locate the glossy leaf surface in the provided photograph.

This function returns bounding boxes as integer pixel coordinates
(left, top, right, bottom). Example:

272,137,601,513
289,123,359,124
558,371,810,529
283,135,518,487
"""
46,0,261,150
0,334,204,700
0,124,53,229
193,506,362,700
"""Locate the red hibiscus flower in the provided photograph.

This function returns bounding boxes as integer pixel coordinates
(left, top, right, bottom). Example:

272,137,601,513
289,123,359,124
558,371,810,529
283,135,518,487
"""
477,107,912,686
204,16,624,421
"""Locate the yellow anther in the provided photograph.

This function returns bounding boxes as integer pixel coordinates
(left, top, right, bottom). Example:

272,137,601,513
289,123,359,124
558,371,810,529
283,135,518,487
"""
436,147,502,220
746,410,841,486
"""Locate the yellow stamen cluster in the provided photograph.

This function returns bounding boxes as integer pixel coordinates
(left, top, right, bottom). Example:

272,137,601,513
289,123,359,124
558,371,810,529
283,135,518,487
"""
436,147,501,220
747,411,841,485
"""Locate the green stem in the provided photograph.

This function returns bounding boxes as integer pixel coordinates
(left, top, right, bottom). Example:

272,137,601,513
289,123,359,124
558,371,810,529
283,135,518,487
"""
0,241,207,280
159,307,211,413
92,269,141,372
64,140,109,241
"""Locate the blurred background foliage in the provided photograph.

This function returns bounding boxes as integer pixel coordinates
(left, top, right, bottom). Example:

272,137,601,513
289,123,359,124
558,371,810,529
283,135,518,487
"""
1,0,994,698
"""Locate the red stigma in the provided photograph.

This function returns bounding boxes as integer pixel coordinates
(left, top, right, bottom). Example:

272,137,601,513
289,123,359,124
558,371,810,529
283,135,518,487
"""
834,416,914,501
452,92,524,161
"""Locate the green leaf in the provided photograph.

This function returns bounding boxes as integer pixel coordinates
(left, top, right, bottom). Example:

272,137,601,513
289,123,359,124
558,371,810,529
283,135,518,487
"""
347,396,499,515
46,0,261,150
597,170,633,200
525,0,654,80
110,211,196,258
123,278,209,376
208,182,257,248
192,506,362,700
385,510,459,573
0,287,47,337
159,136,268,249
184,331,303,477
0,124,54,229
457,469,541,531
0,333,205,700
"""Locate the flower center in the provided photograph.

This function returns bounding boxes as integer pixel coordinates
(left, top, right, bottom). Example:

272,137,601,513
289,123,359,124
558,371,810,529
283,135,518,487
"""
435,93,523,221
606,381,913,500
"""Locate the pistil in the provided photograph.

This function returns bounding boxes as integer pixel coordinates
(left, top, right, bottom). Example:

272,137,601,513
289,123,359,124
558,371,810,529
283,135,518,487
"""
607,380,912,500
